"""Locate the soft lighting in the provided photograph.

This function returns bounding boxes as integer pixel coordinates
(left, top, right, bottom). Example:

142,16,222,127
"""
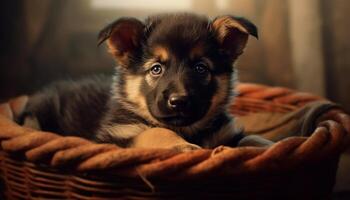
91,0,192,11
216,0,229,10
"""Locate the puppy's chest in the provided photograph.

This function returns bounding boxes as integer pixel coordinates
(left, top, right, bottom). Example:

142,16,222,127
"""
98,110,239,148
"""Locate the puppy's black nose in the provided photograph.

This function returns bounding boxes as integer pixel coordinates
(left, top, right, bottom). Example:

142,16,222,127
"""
168,94,189,110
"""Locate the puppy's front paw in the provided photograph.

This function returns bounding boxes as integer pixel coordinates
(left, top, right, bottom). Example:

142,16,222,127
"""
172,143,202,152
132,128,202,151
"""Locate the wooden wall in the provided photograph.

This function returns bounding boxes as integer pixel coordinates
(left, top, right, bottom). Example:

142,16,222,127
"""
322,0,350,110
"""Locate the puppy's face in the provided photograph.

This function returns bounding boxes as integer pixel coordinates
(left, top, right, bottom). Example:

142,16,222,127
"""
99,13,257,127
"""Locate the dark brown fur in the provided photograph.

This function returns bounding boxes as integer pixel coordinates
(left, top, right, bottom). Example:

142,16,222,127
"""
20,13,261,148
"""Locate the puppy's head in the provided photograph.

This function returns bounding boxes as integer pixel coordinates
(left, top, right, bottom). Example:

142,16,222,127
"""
99,13,257,127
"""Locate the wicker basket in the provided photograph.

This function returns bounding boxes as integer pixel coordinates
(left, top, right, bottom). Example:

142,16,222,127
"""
0,83,349,200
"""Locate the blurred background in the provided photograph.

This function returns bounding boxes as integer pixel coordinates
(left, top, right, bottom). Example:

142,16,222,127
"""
0,0,349,198
1,0,350,110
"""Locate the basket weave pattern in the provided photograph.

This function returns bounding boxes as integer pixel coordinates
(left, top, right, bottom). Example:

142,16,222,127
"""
0,83,349,199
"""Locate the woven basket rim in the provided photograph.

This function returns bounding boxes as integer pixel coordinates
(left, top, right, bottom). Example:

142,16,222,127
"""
0,83,349,181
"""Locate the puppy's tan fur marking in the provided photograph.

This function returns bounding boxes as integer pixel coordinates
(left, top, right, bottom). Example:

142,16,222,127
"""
124,75,144,104
153,46,169,62
123,75,160,125
145,74,157,87
142,46,168,71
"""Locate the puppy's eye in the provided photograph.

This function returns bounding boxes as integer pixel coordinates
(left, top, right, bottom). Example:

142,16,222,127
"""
194,62,209,74
150,63,163,76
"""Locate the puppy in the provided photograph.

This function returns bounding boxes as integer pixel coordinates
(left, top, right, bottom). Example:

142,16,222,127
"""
19,13,268,149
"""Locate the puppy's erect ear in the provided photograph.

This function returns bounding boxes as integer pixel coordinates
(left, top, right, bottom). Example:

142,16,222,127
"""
98,18,145,66
211,16,258,58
